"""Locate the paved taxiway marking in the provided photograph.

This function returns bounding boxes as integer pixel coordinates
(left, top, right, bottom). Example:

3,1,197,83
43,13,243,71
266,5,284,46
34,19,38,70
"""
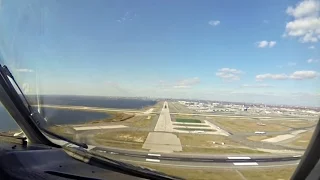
148,153,161,157
228,157,251,160
146,159,160,162
233,162,258,166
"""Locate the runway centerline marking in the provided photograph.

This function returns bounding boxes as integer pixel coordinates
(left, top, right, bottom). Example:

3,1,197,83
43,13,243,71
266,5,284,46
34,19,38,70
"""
233,162,258,166
148,153,161,157
146,158,160,162
228,157,251,159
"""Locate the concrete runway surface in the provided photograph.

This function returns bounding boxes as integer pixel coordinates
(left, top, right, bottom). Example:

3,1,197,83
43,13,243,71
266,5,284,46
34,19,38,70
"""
143,102,182,153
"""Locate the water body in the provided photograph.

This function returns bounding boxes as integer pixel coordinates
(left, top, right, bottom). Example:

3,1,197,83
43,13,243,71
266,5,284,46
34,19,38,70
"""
38,95,157,109
43,108,110,125
0,107,20,131
0,96,157,132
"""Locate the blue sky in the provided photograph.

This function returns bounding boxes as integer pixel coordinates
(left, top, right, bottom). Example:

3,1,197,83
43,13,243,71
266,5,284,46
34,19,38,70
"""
0,0,319,106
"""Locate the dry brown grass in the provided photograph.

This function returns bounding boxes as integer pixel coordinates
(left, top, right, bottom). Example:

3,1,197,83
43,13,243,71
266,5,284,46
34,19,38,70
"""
127,163,296,180
247,135,275,141
48,126,75,140
85,112,134,124
278,120,317,128
240,166,296,180
177,133,241,147
290,130,315,148
126,115,155,128
213,118,290,133
93,131,149,150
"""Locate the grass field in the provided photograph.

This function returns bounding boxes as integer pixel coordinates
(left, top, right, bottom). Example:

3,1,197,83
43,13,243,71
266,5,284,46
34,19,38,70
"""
177,133,241,146
247,135,276,141
48,126,75,140
182,146,267,154
289,130,315,148
174,128,216,132
240,166,296,180
176,118,202,123
127,163,296,180
277,120,317,129
151,101,165,112
212,118,290,133
94,131,149,150
126,115,155,128
85,112,134,124
173,123,210,127
168,102,197,113
176,133,267,154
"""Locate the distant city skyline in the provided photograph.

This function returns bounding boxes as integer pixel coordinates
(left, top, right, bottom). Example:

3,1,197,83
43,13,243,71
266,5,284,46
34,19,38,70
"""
0,0,319,106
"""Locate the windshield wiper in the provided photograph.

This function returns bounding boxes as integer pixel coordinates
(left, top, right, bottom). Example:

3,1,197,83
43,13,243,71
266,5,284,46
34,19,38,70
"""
0,65,88,149
63,146,183,180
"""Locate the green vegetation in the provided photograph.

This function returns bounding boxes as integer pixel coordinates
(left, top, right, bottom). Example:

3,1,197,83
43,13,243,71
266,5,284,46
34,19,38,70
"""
176,118,202,123
173,123,210,127
174,128,215,132
127,163,296,180
93,131,149,150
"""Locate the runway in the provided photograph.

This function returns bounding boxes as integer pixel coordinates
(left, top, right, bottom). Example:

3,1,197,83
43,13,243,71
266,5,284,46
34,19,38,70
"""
92,146,301,168
143,102,182,153
73,101,303,168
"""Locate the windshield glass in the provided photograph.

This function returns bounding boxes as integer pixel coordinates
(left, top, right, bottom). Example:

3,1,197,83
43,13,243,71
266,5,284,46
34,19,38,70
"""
0,0,319,179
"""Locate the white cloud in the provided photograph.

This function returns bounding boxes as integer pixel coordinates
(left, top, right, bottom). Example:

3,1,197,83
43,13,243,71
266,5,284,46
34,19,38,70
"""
290,70,319,79
218,68,243,74
257,41,277,48
286,0,320,18
307,58,319,63
288,62,297,66
241,84,273,88
256,70,319,81
208,20,220,26
285,0,320,43
216,68,243,81
158,77,200,89
277,62,297,68
269,41,277,47
309,45,316,49
16,68,34,73
256,73,288,81
174,77,200,89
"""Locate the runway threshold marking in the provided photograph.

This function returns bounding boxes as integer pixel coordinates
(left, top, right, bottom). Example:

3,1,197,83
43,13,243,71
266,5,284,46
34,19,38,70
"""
148,153,161,157
228,157,251,159
146,158,160,162
233,162,258,166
